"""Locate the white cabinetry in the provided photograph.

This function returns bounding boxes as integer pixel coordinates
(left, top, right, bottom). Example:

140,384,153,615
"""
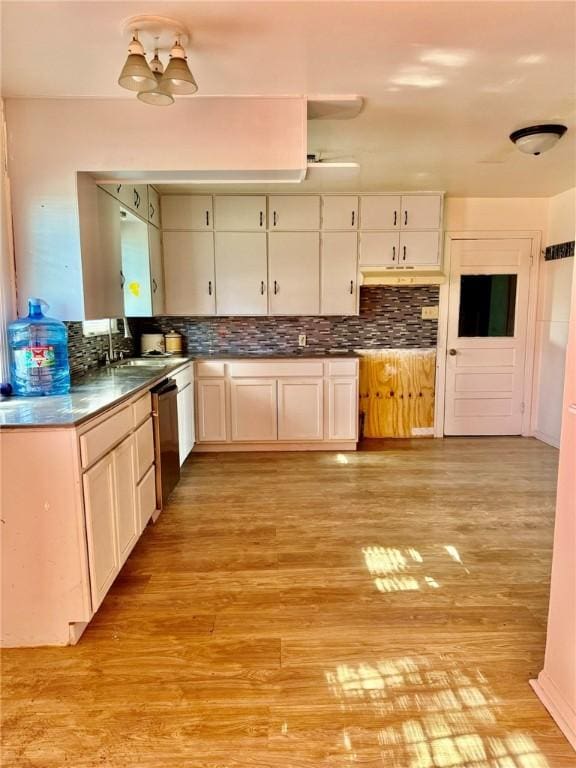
269,195,320,230
321,232,358,315
231,379,278,441
148,224,165,315
322,196,358,230
215,232,268,315
277,379,324,440
148,186,161,228
269,232,320,315
177,383,195,465
400,195,441,230
113,435,139,566
214,195,266,230
328,378,358,440
163,231,215,315
360,195,401,230
399,231,441,266
359,231,399,267
196,379,228,442
161,195,213,230
359,230,440,269
121,210,153,317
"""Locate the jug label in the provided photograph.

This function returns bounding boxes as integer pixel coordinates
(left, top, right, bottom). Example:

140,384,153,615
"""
14,345,56,371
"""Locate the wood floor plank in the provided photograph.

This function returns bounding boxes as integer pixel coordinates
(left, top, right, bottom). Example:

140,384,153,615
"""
2,437,574,767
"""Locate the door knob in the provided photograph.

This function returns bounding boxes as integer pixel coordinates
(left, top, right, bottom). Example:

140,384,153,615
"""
449,349,457,356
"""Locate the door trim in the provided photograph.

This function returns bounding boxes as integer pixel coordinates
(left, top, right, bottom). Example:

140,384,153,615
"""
435,230,542,437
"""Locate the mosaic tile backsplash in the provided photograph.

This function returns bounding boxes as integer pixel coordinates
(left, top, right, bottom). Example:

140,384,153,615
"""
130,286,440,356
66,320,135,378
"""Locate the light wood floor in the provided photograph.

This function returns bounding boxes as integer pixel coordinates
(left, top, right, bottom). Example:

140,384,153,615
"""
2,438,574,767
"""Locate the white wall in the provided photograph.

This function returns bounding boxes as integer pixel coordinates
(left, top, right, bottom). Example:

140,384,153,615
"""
444,196,549,232
5,97,306,320
533,187,575,447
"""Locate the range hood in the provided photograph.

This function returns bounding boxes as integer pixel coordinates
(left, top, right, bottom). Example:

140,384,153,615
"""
360,269,446,286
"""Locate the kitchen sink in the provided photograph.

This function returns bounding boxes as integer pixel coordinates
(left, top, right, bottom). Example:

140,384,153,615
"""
115,358,172,367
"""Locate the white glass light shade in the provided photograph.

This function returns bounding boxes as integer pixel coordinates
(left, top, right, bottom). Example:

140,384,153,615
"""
514,133,561,155
137,73,175,106
118,36,156,92
161,41,198,95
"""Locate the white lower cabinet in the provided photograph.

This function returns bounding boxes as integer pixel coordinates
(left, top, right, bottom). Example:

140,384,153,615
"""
137,465,157,532
196,379,228,442
231,379,278,441
328,377,358,440
269,232,320,315
278,378,324,440
177,382,195,464
113,435,139,566
321,232,358,315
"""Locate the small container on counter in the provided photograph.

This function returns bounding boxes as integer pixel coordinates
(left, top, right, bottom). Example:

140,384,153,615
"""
164,331,183,356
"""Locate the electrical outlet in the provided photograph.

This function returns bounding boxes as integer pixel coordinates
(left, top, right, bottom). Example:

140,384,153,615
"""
298,334,307,347
421,305,439,320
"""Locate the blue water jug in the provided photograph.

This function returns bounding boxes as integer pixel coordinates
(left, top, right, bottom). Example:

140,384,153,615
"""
8,298,71,396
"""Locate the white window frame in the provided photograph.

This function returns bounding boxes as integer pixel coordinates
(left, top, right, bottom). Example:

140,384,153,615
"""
82,318,119,337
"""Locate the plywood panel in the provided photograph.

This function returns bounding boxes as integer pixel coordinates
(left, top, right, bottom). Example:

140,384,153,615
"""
359,349,436,437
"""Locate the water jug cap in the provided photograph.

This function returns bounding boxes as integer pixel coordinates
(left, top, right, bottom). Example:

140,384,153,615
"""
28,297,49,318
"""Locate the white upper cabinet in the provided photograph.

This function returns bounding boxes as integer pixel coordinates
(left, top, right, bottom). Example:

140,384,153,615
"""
400,195,442,230
321,232,358,315
321,196,359,230
161,195,213,230
148,225,165,315
269,195,320,230
215,232,268,315
148,186,161,227
120,210,152,317
360,196,401,230
268,232,320,315
359,231,400,267
163,231,216,315
214,195,266,230
399,231,441,266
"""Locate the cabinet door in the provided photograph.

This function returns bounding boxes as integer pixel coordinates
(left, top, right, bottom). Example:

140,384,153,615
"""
269,232,320,315
148,186,161,227
214,196,266,230
230,379,278,441
215,232,268,315
278,378,323,440
322,196,358,230
113,435,138,566
359,232,400,267
269,196,320,230
84,187,124,319
163,231,216,315
83,453,119,610
400,231,441,266
148,224,165,315
196,379,228,442
360,196,401,230
321,232,358,315
328,377,358,440
131,185,148,218
121,210,152,317
400,195,441,230
177,383,194,464
161,195,213,230
137,464,156,533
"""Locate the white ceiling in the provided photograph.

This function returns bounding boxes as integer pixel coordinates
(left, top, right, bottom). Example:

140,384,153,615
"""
2,1,575,196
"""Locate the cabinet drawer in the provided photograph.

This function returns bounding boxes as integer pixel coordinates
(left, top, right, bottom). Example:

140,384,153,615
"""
196,361,225,378
135,417,155,480
133,393,152,426
327,360,358,377
80,406,133,469
137,464,157,531
228,361,324,378
173,364,193,391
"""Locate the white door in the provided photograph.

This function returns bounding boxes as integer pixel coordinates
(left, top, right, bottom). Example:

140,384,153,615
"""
359,232,399,267
215,232,268,315
163,231,215,315
278,378,324,440
214,196,266,230
230,379,278,441
113,435,138,566
177,383,194,464
327,378,358,440
161,195,213,230
82,453,119,610
322,196,358,230
269,196,320,230
269,232,320,315
321,232,358,315
400,195,442,230
148,225,165,315
359,195,401,230
196,379,228,442
444,238,532,435
400,231,441,267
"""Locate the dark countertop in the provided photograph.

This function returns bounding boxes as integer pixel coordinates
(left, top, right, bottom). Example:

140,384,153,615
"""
191,351,362,359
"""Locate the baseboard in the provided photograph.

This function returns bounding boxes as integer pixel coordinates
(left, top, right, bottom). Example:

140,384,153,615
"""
194,441,358,452
530,673,576,752
533,430,561,449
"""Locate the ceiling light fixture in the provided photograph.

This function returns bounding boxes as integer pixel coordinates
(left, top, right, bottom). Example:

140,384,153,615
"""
118,15,198,106
509,124,567,155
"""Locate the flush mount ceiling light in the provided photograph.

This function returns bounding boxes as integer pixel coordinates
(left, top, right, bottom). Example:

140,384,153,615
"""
509,124,567,155
119,15,197,106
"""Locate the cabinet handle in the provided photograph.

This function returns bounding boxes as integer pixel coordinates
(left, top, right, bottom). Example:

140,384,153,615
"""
392,246,396,261
351,210,355,227
274,280,278,295
273,211,277,227
260,280,265,295
404,210,408,226
393,210,397,227
403,245,407,261
116,184,122,195
120,270,125,288
208,281,212,296
152,278,158,294
349,280,354,294
259,211,263,227
149,202,155,219
134,189,138,207
206,210,210,227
